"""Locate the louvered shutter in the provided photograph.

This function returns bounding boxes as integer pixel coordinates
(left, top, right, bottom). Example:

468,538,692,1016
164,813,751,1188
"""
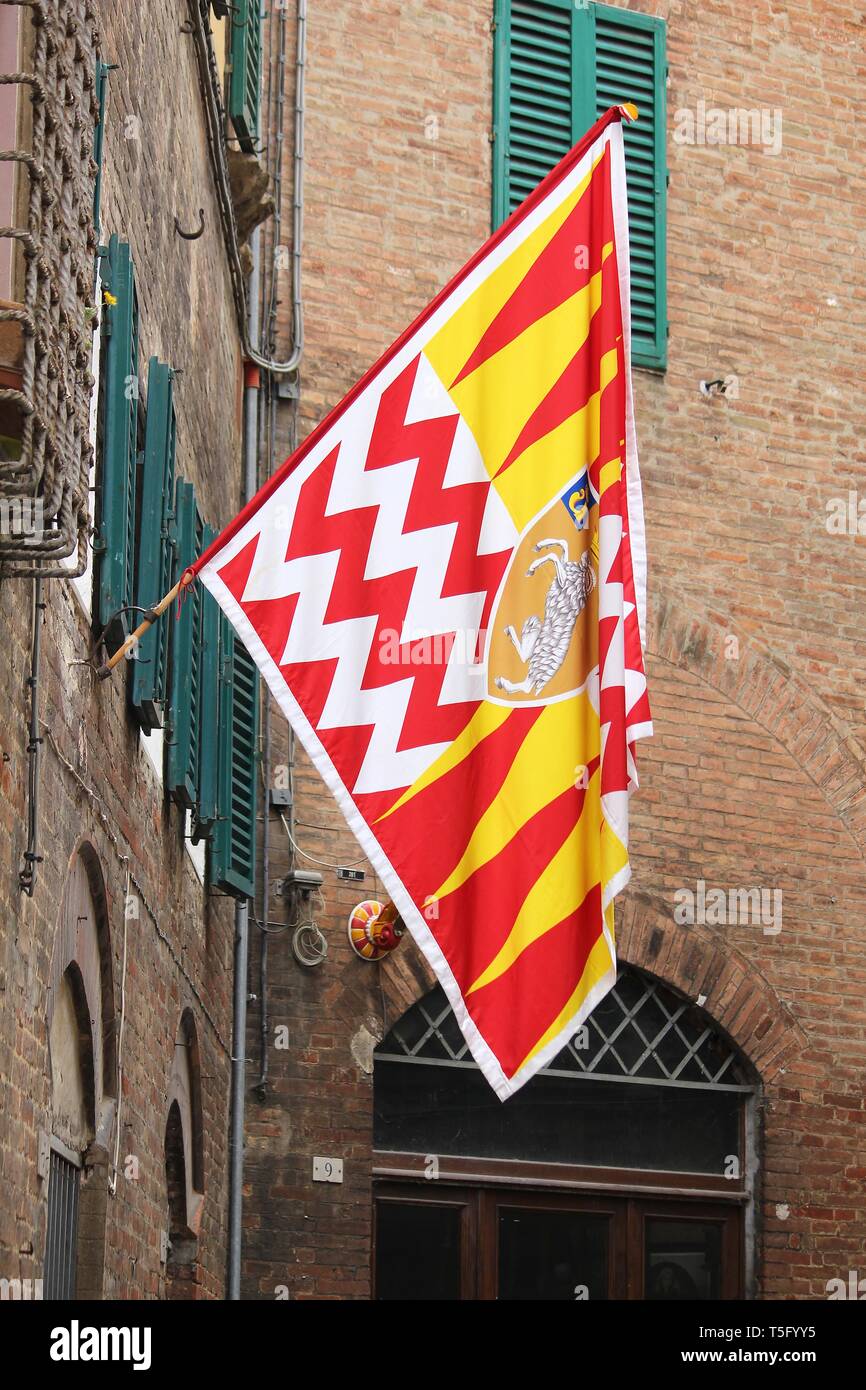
493,1,667,369
93,61,110,234
493,0,574,224
96,235,139,643
131,360,176,732
228,0,262,153
166,481,204,808
210,617,259,900
590,5,667,369
193,524,220,841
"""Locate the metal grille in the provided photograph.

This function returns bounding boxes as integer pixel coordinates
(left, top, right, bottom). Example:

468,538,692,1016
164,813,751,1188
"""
0,0,100,575
377,967,754,1093
43,1148,81,1300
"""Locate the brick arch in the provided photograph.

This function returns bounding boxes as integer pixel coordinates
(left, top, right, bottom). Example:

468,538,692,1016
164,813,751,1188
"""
48,841,117,1300
380,934,436,1034
50,840,117,1140
166,1008,205,1234
647,585,866,862
616,891,806,1087
382,902,805,1089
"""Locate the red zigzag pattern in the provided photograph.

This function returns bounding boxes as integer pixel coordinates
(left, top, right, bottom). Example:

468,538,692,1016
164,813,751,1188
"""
220,354,512,797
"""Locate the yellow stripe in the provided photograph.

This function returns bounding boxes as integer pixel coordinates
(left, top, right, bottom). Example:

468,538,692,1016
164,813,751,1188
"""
469,793,629,995
375,701,512,822
601,818,628,905
425,161,599,391
431,693,600,902
435,254,611,494
494,347,619,533
598,454,622,497
468,782,603,993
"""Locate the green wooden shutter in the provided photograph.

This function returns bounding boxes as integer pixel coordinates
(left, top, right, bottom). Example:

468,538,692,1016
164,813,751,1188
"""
210,617,259,900
228,0,262,153
192,525,220,841
93,61,110,235
493,0,575,225
96,235,139,642
131,360,177,732
493,1,667,369
589,4,667,369
166,481,204,808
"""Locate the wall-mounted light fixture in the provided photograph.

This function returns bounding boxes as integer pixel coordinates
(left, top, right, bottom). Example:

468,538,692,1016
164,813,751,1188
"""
348,899,405,961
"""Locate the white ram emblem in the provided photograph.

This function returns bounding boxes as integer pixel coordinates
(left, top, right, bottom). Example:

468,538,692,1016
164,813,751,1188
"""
494,538,595,696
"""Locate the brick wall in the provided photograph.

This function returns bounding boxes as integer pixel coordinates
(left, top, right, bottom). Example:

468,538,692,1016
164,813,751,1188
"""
243,0,866,1300
0,0,245,1298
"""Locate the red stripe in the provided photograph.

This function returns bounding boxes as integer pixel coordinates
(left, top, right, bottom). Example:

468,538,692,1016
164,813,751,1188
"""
410,767,599,999
451,147,611,389
187,109,627,582
496,232,621,478
465,881,604,1079
356,705,545,896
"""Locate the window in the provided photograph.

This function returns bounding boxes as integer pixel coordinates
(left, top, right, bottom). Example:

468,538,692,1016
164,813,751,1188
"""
493,0,668,369
44,1144,82,1301
96,247,186,694
95,234,140,644
166,480,207,808
94,316,257,893
163,1011,205,1299
46,848,116,1301
373,968,756,1299
166,482,258,899
131,360,177,731
210,615,259,899
228,0,262,153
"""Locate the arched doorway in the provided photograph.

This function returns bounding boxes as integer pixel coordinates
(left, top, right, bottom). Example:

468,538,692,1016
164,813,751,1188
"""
372,966,757,1300
163,1009,205,1299
44,845,115,1300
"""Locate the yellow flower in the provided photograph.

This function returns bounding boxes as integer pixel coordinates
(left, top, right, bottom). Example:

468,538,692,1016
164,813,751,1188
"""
103,290,118,306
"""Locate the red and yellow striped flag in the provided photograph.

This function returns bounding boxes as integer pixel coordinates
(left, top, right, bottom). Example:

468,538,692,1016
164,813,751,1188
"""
189,107,652,1098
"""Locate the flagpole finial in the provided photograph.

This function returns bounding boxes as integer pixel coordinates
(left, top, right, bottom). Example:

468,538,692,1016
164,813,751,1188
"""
620,102,639,123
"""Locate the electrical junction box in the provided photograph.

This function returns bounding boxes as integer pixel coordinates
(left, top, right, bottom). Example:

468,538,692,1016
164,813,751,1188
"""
282,868,323,896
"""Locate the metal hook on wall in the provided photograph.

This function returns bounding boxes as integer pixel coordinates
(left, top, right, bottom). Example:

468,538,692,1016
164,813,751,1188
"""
174,208,205,241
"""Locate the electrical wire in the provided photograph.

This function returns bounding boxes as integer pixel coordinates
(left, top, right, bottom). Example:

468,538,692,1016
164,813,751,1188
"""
290,884,327,967
279,812,367,870
186,0,305,374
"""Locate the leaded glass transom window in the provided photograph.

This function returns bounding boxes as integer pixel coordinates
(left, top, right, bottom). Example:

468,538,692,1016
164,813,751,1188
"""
374,968,756,1176
378,967,752,1090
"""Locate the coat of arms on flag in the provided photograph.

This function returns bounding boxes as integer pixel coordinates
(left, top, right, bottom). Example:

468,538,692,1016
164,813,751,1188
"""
189,106,652,1099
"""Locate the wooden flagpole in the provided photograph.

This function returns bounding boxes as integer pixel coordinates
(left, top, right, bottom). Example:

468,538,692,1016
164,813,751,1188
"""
96,574,189,679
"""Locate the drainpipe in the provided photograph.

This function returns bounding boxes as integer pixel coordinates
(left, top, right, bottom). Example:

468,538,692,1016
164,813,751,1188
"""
228,225,262,1302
